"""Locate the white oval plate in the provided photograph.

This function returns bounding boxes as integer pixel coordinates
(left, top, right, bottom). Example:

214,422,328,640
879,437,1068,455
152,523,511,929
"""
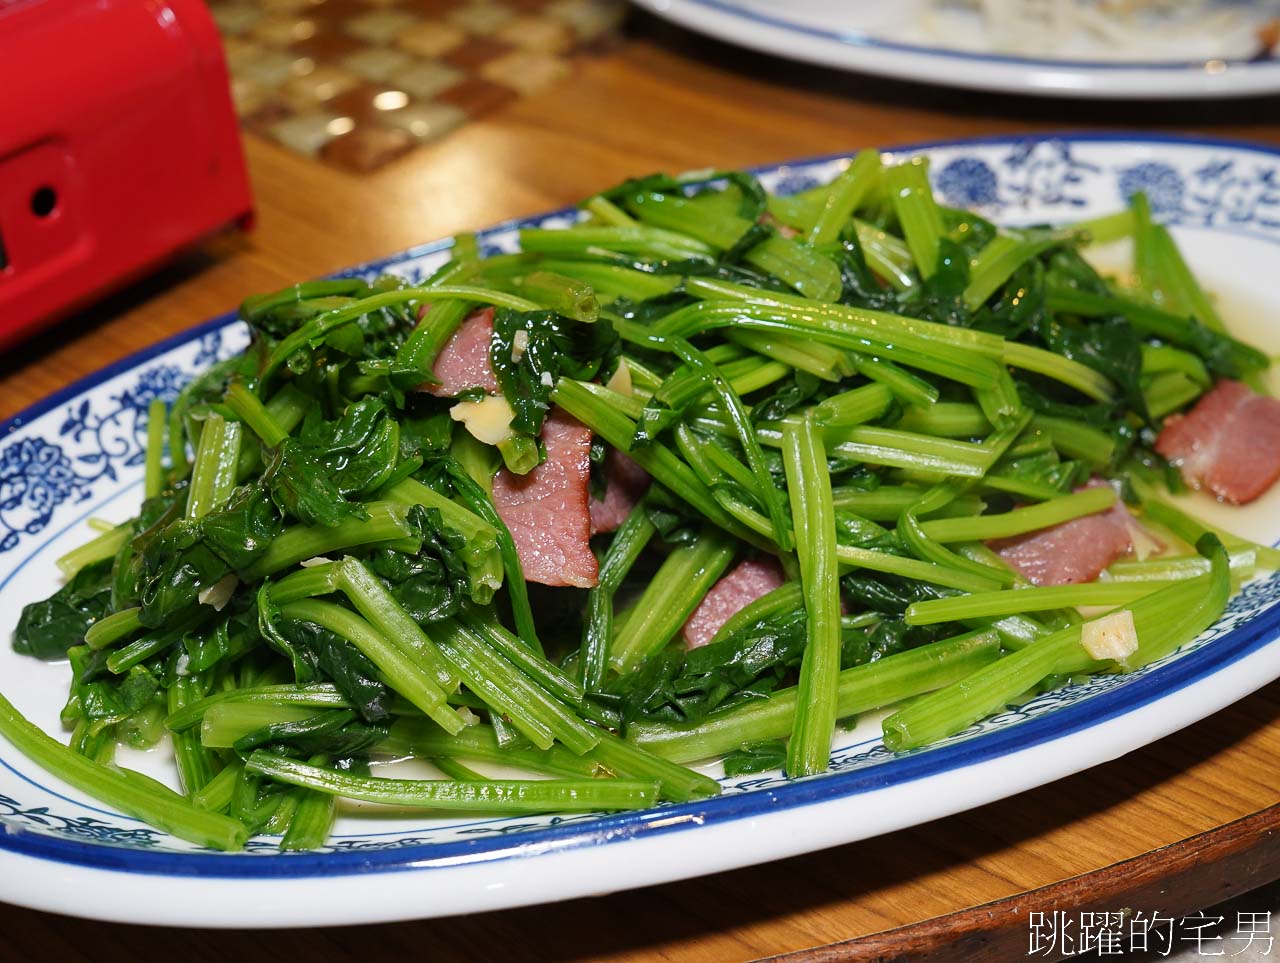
3,135,1280,928
633,0,1280,99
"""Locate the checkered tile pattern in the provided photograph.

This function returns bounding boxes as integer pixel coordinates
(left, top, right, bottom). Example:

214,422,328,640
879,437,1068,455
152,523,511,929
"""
211,0,625,172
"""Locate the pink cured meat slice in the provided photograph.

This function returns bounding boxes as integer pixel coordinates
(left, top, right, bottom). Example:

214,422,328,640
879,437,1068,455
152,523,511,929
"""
491,408,599,588
989,481,1141,587
682,557,786,648
589,450,650,535
424,306,499,397
1155,379,1280,505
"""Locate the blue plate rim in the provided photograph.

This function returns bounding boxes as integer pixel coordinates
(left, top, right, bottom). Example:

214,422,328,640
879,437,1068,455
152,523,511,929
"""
2,132,1280,879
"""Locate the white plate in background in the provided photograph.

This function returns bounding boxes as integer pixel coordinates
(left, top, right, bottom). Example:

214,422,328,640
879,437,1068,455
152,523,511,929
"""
632,0,1280,99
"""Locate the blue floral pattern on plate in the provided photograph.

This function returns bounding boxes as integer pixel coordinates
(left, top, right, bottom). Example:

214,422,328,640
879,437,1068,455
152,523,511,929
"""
929,138,1100,211
922,137,1280,234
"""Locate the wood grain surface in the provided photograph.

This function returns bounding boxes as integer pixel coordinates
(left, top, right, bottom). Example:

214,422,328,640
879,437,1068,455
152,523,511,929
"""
2,13,1279,961
771,804,1280,962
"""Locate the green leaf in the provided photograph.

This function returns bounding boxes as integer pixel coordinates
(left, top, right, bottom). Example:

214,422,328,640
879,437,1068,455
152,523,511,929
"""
14,558,114,659
299,398,401,495
722,740,787,777
264,442,367,528
489,308,619,437
260,603,394,724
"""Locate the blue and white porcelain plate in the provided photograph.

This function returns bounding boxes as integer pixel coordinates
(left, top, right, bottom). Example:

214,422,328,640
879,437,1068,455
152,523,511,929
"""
3,135,1280,927
632,1,1280,99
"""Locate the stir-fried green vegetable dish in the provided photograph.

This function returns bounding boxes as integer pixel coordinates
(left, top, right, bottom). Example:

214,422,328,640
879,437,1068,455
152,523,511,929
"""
6,151,1273,851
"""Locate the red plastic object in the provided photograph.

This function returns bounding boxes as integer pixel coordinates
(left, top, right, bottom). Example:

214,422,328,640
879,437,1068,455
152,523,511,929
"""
0,0,253,350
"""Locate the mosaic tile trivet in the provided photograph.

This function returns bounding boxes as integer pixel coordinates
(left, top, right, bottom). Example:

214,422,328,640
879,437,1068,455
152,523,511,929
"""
211,0,626,172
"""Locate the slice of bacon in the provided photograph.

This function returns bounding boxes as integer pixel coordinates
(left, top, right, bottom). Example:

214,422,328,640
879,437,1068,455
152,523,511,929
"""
990,481,1148,587
682,557,786,649
1155,379,1280,505
589,449,650,535
423,306,499,398
491,408,598,589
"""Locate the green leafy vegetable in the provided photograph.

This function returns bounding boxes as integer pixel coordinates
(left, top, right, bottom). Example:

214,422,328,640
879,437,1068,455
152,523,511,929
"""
7,153,1261,850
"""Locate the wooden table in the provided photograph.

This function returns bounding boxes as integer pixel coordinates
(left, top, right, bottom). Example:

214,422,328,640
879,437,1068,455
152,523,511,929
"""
3,13,1280,961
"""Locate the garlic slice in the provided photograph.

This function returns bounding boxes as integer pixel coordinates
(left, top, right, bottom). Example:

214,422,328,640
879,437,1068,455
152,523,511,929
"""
198,574,239,612
606,358,634,397
450,394,516,445
1081,608,1139,662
